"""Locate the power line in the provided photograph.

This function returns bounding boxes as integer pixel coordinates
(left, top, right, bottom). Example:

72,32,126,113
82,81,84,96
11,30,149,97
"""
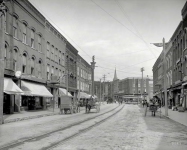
91,0,157,58
114,0,156,58
29,0,92,59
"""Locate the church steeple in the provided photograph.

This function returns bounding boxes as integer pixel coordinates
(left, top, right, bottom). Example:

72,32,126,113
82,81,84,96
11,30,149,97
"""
113,68,118,81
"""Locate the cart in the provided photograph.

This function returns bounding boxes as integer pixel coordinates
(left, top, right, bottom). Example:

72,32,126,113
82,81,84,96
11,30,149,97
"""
60,95,78,114
144,103,161,117
85,96,100,113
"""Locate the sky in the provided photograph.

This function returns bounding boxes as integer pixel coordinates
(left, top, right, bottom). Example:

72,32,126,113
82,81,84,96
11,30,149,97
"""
29,0,186,81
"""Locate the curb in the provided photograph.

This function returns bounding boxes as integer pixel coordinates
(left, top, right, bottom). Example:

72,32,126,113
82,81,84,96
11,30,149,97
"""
3,112,61,124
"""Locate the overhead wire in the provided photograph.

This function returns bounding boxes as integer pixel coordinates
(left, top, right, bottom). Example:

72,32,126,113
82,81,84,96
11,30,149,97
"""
114,0,157,57
29,0,92,59
90,0,157,58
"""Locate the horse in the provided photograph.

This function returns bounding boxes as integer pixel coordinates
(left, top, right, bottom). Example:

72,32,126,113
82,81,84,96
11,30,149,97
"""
85,98,94,113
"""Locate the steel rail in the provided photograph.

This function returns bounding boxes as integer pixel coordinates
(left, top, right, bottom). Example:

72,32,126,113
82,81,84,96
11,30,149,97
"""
0,105,121,150
45,105,124,150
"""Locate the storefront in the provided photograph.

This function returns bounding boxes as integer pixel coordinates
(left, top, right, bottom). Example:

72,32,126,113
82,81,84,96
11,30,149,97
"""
20,80,53,111
3,77,23,114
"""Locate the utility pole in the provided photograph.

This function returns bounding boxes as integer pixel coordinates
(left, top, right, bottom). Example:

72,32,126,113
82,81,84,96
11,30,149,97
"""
0,0,5,124
91,56,96,97
141,67,144,102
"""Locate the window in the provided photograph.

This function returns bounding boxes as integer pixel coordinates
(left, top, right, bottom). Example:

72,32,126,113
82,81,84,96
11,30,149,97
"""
13,49,18,71
77,66,79,76
51,66,54,78
22,23,27,44
13,16,18,38
47,64,50,80
22,53,27,73
55,48,58,63
56,68,58,76
4,44,7,59
38,35,42,52
31,29,35,48
47,42,50,58
51,45,54,60
38,60,42,78
31,57,35,75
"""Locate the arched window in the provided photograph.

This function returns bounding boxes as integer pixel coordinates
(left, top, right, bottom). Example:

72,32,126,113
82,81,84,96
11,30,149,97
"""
22,23,27,44
38,60,42,78
31,29,35,48
22,53,27,73
4,44,7,59
47,42,50,58
47,64,50,80
13,48,18,71
38,34,42,52
51,66,54,79
51,45,54,60
31,56,35,75
13,15,18,38
55,48,58,63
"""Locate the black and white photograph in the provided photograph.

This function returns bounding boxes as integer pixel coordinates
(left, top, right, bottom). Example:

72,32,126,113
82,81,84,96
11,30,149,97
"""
0,0,187,149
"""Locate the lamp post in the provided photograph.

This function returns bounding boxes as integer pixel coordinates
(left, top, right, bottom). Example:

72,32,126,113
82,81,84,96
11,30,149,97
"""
0,0,5,125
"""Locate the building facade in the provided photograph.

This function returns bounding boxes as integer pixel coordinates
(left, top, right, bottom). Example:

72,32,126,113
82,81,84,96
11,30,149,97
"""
77,54,92,99
0,0,92,124
2,0,53,117
45,20,67,108
66,41,78,97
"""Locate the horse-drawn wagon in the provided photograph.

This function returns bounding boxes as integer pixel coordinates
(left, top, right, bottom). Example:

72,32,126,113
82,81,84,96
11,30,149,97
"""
60,95,78,114
85,96,100,113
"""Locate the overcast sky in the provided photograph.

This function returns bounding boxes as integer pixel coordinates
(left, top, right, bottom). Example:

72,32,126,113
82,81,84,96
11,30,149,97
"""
29,0,186,81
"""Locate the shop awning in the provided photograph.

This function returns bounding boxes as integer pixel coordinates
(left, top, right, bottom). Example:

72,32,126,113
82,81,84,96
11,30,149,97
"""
4,77,23,94
59,88,72,97
21,81,53,97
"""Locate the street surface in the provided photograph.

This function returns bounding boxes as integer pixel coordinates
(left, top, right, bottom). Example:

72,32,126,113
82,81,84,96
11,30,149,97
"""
1,103,187,150
52,104,187,150
0,103,118,149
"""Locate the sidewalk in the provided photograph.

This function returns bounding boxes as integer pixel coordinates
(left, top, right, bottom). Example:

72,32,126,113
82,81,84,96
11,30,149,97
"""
161,107,187,127
3,107,61,124
2,103,107,124
139,104,187,127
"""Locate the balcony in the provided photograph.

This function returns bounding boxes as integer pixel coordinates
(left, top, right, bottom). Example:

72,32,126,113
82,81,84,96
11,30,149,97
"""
50,75,60,84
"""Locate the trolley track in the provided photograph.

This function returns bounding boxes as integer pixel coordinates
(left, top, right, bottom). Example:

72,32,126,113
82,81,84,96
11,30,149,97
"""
0,105,123,150
45,105,124,150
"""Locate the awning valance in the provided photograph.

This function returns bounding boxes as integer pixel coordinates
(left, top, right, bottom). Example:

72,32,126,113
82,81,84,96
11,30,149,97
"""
4,77,23,94
21,81,53,97
59,88,72,97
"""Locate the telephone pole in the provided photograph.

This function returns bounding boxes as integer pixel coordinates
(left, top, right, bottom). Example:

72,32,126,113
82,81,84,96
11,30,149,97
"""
141,67,144,101
0,0,5,124
91,56,96,96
